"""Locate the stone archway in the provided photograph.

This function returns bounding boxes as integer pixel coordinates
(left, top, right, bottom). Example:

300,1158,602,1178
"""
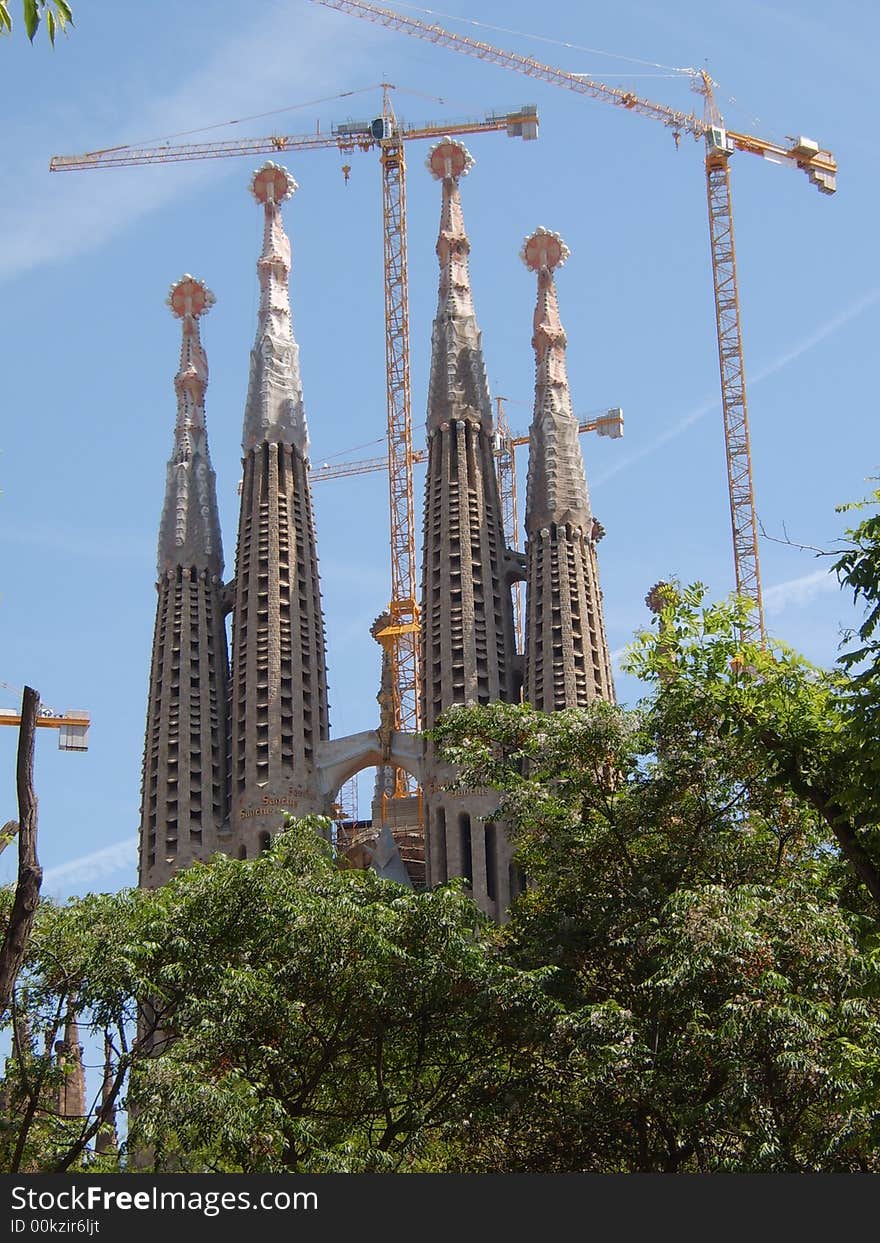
314,729,424,889
313,729,422,800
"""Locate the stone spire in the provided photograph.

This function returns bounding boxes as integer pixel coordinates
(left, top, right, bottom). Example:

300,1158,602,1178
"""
370,612,424,889
54,1006,86,1120
522,228,614,708
425,139,492,436
370,610,396,808
156,276,224,576
139,277,230,888
228,164,331,847
241,163,309,455
420,139,520,918
94,1034,118,1156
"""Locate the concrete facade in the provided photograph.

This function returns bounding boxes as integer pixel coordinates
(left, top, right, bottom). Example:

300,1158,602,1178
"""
227,164,333,852
138,167,616,924
419,141,520,918
139,276,229,889
522,228,615,709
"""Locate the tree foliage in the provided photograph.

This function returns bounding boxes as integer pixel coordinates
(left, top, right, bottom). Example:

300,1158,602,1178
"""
433,694,880,1171
3,493,880,1172
127,820,558,1172
428,492,880,1169
1,820,558,1173
0,0,72,45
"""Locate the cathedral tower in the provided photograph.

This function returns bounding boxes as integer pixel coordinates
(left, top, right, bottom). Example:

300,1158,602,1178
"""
139,276,229,888
228,163,331,847
420,139,520,916
522,228,614,708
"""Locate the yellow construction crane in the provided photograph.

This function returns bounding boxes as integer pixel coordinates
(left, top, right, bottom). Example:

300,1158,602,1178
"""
0,684,90,753
0,684,90,858
51,89,538,803
312,0,838,643
311,401,624,652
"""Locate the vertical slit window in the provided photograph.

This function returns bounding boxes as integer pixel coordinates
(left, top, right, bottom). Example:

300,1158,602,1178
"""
459,813,472,884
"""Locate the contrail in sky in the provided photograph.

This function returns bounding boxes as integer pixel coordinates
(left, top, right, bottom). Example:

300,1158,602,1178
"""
762,566,838,615
591,287,880,488
40,836,138,896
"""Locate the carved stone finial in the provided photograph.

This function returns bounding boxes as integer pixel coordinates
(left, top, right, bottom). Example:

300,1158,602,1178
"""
425,133,491,435
520,226,570,273
167,275,215,319
250,162,297,206
645,581,673,614
426,137,474,181
523,223,588,534
241,160,308,454
156,270,223,577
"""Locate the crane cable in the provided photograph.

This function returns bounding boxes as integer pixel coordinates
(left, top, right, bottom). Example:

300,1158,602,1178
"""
384,1,699,74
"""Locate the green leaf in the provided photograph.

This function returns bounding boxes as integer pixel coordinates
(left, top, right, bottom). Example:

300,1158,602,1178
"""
23,0,38,41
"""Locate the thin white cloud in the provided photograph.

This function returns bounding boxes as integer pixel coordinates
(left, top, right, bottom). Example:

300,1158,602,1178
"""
0,5,382,282
40,835,138,897
763,566,837,616
591,288,880,488
749,288,880,384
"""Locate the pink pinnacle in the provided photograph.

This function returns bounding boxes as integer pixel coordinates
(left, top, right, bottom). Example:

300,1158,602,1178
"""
427,137,474,181
521,226,570,273
167,275,214,319
250,162,297,206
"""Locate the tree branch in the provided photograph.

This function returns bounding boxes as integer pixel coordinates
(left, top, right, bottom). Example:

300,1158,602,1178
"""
759,729,880,914
758,518,833,558
0,687,43,1020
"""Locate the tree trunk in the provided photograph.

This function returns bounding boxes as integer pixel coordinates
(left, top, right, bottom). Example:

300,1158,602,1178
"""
0,687,43,1020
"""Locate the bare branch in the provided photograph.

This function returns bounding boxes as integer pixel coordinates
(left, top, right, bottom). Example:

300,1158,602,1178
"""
0,687,43,1020
758,518,833,558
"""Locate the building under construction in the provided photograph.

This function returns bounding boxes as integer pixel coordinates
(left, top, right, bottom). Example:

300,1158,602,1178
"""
138,142,614,920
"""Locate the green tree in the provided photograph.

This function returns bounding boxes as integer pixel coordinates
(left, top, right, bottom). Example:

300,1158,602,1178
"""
433,691,880,1171
127,819,557,1172
0,885,151,1173
0,1,72,44
1,818,558,1173
5,492,880,1174
619,488,880,918
432,494,880,1172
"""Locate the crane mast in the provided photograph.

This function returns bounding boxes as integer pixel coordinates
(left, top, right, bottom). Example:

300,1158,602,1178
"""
701,76,763,634
313,0,838,642
376,87,420,798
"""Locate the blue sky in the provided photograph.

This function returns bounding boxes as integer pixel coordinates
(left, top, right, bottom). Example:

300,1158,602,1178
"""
1,0,877,898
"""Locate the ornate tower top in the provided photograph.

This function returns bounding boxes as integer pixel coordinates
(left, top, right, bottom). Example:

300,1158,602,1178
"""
167,273,215,319
424,138,492,434
156,274,224,577
521,224,570,275
427,135,474,181
241,161,309,456
522,227,592,534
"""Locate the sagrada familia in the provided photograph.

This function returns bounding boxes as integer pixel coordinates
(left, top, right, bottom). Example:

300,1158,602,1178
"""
138,139,614,922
